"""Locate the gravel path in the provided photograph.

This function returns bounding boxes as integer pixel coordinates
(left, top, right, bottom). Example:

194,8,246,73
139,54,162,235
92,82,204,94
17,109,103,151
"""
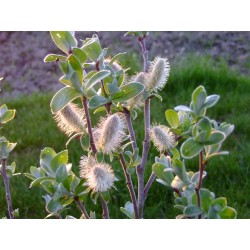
0,31,249,98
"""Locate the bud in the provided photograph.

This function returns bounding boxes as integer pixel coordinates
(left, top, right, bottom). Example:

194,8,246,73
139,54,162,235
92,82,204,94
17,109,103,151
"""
150,125,176,152
145,57,170,91
53,103,86,136
126,72,147,109
94,113,126,154
79,155,117,192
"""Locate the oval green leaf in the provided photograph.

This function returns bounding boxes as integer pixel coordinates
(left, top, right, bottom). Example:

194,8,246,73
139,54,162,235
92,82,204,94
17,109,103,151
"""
183,205,203,217
88,95,109,109
86,70,111,91
44,54,67,62
50,31,77,54
165,109,179,129
50,86,82,113
112,82,144,102
204,131,225,145
180,138,203,159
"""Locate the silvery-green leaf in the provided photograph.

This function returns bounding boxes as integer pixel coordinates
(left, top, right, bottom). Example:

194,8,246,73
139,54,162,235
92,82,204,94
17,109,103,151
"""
50,86,82,113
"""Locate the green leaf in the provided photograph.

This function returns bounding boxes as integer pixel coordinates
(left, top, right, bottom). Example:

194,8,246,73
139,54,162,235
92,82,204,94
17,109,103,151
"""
24,173,36,180
208,206,220,219
219,206,237,219
0,141,17,158
107,83,121,95
0,109,16,124
172,159,192,185
50,150,68,172
72,48,87,64
46,198,64,214
165,109,179,129
80,133,90,151
40,147,56,173
182,113,192,132
193,117,212,143
180,138,203,159
183,205,203,217
86,70,111,91
218,123,234,137
88,95,109,109
59,61,69,74
204,131,225,145
200,188,214,213
174,105,193,113
112,82,144,102
81,35,102,61
50,86,82,113
120,201,135,219
97,48,109,62
152,163,174,186
202,95,220,109
192,85,207,115
30,176,54,188
0,104,8,116
50,31,77,54
44,54,67,62
55,165,69,190
40,180,55,194
30,166,44,178
13,208,19,218
211,197,227,212
68,54,83,84
171,148,180,160
109,52,126,65
191,171,207,184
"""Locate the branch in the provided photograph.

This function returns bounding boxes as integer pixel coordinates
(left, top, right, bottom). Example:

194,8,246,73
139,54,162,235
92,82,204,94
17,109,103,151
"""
100,196,110,219
195,151,204,219
144,172,156,201
74,196,90,219
1,158,14,219
138,35,149,72
81,96,97,155
136,34,151,218
119,154,139,219
123,107,137,150
137,98,151,218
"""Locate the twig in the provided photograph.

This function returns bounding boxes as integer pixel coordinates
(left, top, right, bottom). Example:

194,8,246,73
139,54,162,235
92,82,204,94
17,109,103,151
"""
74,196,90,219
119,154,139,218
138,35,149,72
195,151,204,219
100,196,110,219
144,172,156,201
1,158,14,219
123,107,137,150
136,35,151,218
81,96,97,155
137,98,151,218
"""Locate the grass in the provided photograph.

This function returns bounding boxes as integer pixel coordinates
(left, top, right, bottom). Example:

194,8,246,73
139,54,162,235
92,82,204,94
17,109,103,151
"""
1,54,250,218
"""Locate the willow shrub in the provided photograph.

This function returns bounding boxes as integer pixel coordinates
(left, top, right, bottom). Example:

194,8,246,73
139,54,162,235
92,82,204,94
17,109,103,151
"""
24,32,236,219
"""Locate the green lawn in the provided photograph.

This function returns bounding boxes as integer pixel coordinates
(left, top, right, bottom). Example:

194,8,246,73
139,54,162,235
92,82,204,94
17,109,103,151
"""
1,55,250,218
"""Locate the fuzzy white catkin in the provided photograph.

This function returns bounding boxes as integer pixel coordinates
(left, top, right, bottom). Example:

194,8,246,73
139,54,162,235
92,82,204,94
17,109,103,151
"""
94,113,126,154
79,156,116,192
53,103,86,136
150,125,176,152
146,57,170,91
